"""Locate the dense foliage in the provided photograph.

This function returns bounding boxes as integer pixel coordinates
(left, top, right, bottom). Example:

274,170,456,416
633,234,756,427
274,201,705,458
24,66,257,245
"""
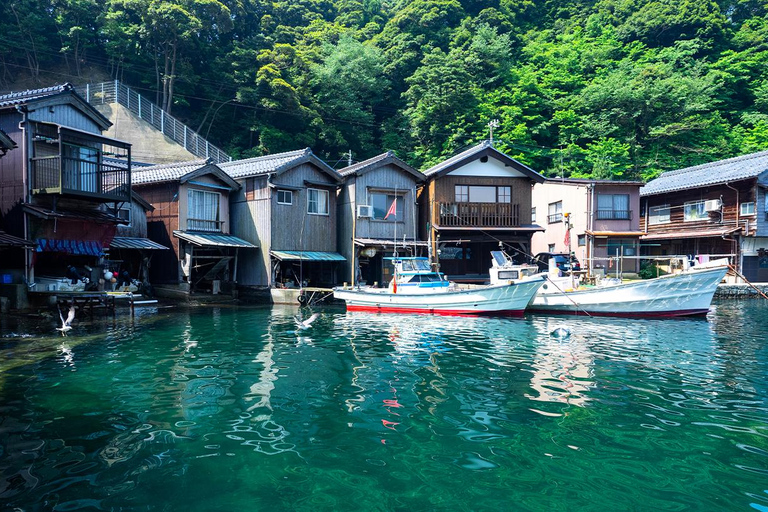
2,0,767,178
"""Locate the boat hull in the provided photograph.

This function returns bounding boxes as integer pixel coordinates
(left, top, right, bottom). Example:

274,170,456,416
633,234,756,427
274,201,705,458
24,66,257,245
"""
528,265,728,317
333,277,544,316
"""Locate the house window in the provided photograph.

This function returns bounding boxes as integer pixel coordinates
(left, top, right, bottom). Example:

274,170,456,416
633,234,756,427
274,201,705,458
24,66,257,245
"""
548,201,563,223
188,189,221,232
277,189,293,205
455,185,511,203
307,188,329,215
597,194,630,220
531,207,537,223
741,202,755,215
684,201,707,221
548,243,556,252
117,207,131,225
608,239,637,256
578,234,586,247
62,143,99,193
371,192,404,221
649,204,670,225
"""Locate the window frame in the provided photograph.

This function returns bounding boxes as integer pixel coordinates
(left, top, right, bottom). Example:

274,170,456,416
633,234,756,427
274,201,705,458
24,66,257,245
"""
307,188,329,216
276,189,293,205
370,191,405,221
741,201,755,216
683,200,707,222
187,188,222,232
649,204,671,225
531,207,536,223
117,206,131,225
548,201,563,224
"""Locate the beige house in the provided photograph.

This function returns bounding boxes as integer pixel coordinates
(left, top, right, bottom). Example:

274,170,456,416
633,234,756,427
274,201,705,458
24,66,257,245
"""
531,178,645,274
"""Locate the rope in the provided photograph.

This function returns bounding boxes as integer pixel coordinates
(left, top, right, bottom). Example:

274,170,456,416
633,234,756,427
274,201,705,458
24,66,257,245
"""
544,275,593,317
727,265,768,300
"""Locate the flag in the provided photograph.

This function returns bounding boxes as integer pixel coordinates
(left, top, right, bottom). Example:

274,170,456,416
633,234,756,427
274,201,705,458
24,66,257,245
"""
384,198,397,220
564,228,570,248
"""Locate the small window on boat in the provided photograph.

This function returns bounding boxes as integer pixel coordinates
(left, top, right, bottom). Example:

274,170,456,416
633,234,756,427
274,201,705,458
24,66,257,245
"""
497,270,519,280
414,259,431,271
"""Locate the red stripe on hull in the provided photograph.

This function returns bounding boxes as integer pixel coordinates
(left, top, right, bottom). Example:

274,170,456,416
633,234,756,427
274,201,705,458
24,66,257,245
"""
526,308,710,318
345,304,526,317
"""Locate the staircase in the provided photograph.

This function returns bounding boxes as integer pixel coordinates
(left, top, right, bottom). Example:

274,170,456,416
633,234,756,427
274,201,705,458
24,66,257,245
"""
75,81,231,164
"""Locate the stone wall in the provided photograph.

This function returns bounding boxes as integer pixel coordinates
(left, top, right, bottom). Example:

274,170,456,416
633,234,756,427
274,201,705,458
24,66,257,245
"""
715,284,768,298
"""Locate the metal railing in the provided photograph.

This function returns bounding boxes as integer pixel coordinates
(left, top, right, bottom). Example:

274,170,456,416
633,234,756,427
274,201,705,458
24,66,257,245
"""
548,213,563,224
188,218,223,232
31,156,130,201
596,209,632,220
75,81,232,164
438,202,520,227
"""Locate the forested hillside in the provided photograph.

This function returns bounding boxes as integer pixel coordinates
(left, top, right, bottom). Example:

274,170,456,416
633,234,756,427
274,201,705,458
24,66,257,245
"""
1,0,767,179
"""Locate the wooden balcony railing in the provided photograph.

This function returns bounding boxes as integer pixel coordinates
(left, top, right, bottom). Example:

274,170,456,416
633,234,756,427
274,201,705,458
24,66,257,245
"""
31,156,131,202
596,209,632,220
437,202,520,228
188,218,223,232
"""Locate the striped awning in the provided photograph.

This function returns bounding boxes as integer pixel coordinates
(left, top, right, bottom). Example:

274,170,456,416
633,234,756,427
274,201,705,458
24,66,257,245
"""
173,230,257,248
110,237,169,250
270,250,346,262
36,238,103,256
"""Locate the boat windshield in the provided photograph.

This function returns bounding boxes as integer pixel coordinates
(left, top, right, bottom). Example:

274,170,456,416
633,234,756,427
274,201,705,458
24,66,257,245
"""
491,251,512,267
410,273,444,282
400,259,431,272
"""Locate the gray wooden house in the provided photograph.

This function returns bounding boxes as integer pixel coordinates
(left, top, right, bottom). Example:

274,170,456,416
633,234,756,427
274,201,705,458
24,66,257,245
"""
0,83,132,288
337,151,426,286
219,149,343,289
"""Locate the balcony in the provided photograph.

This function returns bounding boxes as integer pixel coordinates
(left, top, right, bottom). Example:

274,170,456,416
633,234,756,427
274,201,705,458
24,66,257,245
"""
437,202,520,228
29,121,131,203
187,218,223,232
31,156,131,203
596,209,632,220
548,213,562,224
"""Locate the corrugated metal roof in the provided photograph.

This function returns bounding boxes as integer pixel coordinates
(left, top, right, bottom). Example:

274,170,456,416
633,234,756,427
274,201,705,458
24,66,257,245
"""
23,204,123,224
109,237,169,250
0,83,74,108
270,250,345,261
0,231,34,248
218,149,310,179
173,230,257,248
640,151,768,196
354,238,429,247
641,227,741,240
132,159,209,184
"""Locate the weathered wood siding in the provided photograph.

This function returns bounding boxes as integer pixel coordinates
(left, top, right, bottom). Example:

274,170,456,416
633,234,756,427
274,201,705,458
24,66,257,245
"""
354,164,421,240
641,180,755,237
115,201,148,238
337,177,356,283
270,163,338,252
0,112,25,217
28,104,102,134
135,182,181,283
231,175,270,287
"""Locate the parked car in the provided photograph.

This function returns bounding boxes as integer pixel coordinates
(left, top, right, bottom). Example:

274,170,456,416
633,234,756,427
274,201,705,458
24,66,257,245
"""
532,252,581,273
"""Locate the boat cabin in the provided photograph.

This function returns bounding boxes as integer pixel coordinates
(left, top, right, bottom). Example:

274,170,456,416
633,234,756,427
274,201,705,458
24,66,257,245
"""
385,257,450,292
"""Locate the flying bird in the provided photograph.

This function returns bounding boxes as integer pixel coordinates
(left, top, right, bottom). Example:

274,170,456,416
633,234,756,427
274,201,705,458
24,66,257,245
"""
57,304,76,334
295,313,320,330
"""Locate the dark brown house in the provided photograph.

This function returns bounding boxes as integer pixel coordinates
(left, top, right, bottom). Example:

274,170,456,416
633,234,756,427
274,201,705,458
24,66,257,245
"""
640,150,768,281
420,141,545,282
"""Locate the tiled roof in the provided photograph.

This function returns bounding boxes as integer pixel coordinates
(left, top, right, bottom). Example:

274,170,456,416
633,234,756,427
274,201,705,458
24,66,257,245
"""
131,159,209,185
640,151,768,196
337,151,424,181
218,149,310,179
0,83,75,108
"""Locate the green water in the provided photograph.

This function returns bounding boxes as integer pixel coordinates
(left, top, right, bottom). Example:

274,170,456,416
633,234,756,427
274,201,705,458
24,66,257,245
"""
1,302,767,511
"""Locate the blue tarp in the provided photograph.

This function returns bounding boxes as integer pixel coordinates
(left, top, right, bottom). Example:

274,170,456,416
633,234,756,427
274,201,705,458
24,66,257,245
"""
36,238,103,256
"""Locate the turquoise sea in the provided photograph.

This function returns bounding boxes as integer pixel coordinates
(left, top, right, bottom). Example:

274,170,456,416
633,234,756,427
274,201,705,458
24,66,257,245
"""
0,302,766,511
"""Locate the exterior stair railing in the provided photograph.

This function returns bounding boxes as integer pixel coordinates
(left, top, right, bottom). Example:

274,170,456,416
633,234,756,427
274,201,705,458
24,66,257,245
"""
75,81,232,164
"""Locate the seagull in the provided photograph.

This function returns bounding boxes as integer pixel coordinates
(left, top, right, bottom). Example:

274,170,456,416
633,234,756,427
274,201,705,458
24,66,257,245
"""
295,313,320,330
56,304,76,334
550,327,571,338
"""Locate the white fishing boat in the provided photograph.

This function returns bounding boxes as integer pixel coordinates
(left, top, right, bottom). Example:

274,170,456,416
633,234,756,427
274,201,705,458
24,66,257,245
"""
490,253,729,318
333,255,544,316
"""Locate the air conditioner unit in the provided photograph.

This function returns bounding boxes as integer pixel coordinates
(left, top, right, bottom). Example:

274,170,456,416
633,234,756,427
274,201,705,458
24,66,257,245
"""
357,205,373,218
704,199,722,212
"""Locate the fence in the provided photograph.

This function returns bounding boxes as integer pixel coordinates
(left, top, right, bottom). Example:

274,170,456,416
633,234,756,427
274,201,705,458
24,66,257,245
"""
75,81,232,164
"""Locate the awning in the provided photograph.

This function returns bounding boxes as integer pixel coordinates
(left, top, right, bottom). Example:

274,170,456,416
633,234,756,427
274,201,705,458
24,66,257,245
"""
354,238,429,247
23,203,124,224
0,231,34,248
587,230,646,237
173,230,257,248
110,237,169,250
641,227,741,241
270,250,346,262
36,238,103,256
